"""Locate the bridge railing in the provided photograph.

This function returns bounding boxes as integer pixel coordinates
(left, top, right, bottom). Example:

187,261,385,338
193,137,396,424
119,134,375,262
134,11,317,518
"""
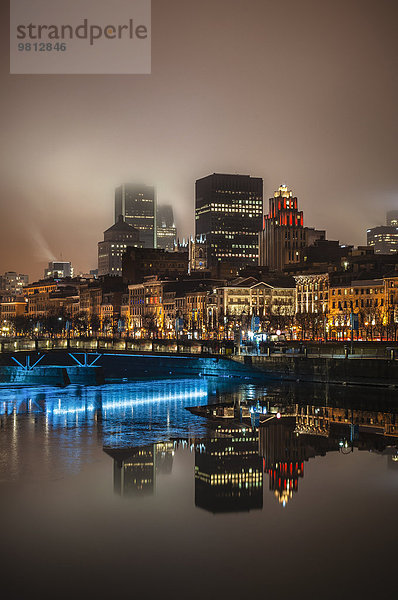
0,337,397,359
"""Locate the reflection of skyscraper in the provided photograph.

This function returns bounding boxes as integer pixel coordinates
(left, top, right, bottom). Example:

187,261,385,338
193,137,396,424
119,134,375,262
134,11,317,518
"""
195,427,263,513
155,441,175,474
259,418,307,506
387,451,398,471
105,445,155,496
105,442,176,496
259,415,338,506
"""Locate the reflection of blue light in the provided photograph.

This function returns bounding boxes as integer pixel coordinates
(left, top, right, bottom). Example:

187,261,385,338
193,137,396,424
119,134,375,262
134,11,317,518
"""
0,378,219,448
102,389,207,411
51,404,95,416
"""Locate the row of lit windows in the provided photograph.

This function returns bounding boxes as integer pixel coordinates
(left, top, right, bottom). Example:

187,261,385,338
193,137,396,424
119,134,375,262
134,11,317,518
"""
332,298,384,309
215,253,257,258
331,287,382,296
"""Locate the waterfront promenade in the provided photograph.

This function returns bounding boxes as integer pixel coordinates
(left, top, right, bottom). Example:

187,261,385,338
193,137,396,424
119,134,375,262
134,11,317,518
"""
1,336,397,358
0,337,397,388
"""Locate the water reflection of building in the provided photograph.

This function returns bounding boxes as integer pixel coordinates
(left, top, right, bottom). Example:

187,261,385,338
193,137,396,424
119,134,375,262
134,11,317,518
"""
106,445,155,496
105,442,176,497
386,449,398,471
259,417,339,507
195,426,263,513
258,403,398,506
155,441,175,475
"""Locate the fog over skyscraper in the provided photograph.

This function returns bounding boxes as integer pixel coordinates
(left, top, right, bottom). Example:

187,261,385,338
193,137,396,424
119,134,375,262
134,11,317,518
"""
115,184,156,249
387,211,398,227
156,204,177,251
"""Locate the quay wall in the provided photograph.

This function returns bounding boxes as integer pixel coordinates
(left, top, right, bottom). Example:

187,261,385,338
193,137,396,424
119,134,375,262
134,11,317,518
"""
0,365,104,387
0,351,398,387
0,353,262,386
230,355,398,387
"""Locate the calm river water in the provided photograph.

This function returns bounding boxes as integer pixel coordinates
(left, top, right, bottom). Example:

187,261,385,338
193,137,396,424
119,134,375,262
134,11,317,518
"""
0,378,397,599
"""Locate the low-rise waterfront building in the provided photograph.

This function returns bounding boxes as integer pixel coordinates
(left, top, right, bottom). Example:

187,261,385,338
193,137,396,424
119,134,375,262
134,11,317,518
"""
0,296,27,326
328,279,385,340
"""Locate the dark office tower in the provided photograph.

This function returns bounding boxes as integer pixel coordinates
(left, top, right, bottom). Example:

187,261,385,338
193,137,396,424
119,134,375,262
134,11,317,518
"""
195,173,263,269
156,204,177,251
115,183,156,248
258,184,324,271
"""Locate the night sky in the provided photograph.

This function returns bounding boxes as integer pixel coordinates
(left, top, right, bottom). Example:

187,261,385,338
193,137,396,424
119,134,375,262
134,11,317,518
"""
1,0,397,279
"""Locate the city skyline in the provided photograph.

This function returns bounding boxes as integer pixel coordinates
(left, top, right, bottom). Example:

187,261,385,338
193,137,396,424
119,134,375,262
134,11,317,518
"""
1,2,397,597
1,0,398,279
0,173,396,281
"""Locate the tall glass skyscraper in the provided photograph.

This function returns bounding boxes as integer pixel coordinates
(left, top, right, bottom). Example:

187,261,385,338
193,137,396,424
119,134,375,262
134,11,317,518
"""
156,204,177,251
195,173,263,268
115,183,156,248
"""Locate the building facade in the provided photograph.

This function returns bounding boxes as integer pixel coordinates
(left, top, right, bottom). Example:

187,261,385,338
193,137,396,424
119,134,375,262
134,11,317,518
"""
259,184,325,271
384,275,398,329
122,247,189,284
189,234,208,272
115,183,156,248
367,211,398,255
44,262,73,279
0,272,29,296
156,205,177,251
328,279,385,339
0,297,27,324
295,273,329,315
195,173,263,269
367,225,398,255
128,278,164,335
98,215,141,277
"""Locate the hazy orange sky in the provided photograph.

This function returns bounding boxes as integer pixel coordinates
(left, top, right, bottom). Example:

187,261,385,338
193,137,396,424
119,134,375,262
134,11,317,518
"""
1,0,397,279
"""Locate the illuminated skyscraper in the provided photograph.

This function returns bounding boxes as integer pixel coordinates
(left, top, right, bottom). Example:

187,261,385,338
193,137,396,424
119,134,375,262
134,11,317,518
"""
195,173,263,268
367,212,398,254
156,204,177,251
115,183,156,248
259,184,325,271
